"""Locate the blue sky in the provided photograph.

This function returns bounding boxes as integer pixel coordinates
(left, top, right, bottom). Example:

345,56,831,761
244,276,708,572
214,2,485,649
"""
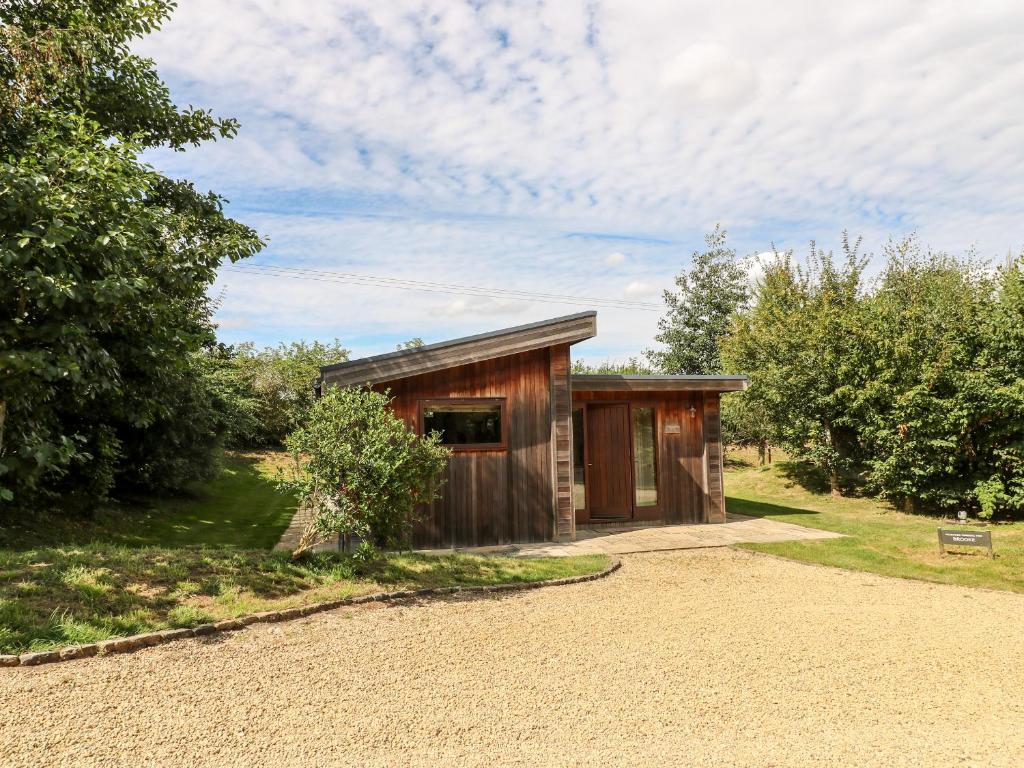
137,0,1024,362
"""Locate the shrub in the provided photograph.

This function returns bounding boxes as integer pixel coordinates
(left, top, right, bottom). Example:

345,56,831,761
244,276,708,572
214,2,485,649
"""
281,387,450,558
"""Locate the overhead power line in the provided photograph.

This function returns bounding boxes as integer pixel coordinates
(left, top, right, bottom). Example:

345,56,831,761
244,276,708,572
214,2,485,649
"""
225,263,664,312
228,263,663,310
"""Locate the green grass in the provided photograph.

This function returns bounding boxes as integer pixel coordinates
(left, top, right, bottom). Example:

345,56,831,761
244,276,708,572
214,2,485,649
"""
0,451,298,551
726,450,1024,594
0,451,608,654
119,451,299,548
0,545,608,654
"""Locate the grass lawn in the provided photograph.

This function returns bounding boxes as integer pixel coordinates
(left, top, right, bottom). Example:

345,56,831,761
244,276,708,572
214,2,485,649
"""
726,449,1024,594
0,451,298,551
0,451,608,655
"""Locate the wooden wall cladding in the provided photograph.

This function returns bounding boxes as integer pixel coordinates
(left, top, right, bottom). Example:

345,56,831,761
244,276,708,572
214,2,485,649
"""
549,344,574,541
702,392,726,523
377,347,555,548
572,390,708,524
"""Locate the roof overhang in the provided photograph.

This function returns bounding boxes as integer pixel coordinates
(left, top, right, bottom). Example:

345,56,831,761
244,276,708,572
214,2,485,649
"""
571,374,748,392
322,312,597,388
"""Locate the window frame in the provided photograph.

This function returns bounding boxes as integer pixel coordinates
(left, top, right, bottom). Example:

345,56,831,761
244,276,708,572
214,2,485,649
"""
572,406,587,514
418,397,508,452
630,404,660,510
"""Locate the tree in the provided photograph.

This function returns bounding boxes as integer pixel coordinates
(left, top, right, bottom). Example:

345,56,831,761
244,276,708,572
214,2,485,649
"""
975,254,1024,517
720,237,868,495
281,387,451,558
225,340,349,447
722,233,1024,517
720,393,774,464
646,226,750,375
571,357,654,375
854,240,1024,517
1,2,262,508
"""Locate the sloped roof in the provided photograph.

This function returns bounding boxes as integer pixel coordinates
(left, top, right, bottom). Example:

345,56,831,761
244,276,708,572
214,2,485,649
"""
321,311,597,388
571,374,748,392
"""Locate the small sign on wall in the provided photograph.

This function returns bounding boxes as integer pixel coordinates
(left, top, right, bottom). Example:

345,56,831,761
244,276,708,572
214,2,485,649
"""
664,423,681,434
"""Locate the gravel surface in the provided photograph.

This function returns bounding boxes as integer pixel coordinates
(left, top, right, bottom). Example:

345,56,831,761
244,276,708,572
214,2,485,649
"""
3,548,1023,767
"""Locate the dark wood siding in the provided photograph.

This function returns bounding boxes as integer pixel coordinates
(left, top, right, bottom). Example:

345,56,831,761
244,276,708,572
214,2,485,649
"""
375,347,555,548
703,392,726,523
572,390,707,524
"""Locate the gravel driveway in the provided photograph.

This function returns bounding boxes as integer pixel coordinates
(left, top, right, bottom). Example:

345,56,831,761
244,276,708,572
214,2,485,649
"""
3,549,1023,767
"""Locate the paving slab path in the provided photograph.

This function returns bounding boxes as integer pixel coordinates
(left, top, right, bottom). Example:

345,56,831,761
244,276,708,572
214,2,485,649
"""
522,512,842,556
3,548,1023,767
280,510,839,556
415,512,842,557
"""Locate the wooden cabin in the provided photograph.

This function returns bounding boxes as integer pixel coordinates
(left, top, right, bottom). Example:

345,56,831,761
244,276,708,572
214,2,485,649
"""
318,312,747,548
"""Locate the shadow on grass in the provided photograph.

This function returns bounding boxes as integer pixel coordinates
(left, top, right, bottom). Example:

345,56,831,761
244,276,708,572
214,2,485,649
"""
727,496,821,519
775,459,871,498
0,546,351,652
0,545,606,653
111,454,296,549
775,460,833,495
0,453,297,552
724,454,755,469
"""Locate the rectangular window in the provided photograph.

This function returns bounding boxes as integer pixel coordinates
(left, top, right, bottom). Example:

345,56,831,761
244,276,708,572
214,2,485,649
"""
632,407,657,507
421,400,504,448
572,407,585,511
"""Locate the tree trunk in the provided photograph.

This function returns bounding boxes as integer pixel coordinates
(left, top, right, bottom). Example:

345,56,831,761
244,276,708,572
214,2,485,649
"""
757,440,766,466
824,422,845,497
829,470,841,497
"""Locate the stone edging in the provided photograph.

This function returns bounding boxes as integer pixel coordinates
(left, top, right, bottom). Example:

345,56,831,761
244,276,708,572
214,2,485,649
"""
1,558,622,668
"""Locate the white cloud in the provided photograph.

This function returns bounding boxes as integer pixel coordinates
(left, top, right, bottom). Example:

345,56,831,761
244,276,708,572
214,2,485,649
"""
741,251,775,289
660,42,757,110
208,212,674,356
624,281,660,299
605,252,627,266
131,0,1024,354
214,316,254,330
435,297,533,318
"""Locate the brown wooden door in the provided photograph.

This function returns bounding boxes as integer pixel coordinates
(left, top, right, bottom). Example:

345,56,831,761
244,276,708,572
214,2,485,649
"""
585,404,633,519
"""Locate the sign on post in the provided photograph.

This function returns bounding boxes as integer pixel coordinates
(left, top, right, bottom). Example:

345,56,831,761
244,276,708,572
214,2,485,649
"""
937,528,994,559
